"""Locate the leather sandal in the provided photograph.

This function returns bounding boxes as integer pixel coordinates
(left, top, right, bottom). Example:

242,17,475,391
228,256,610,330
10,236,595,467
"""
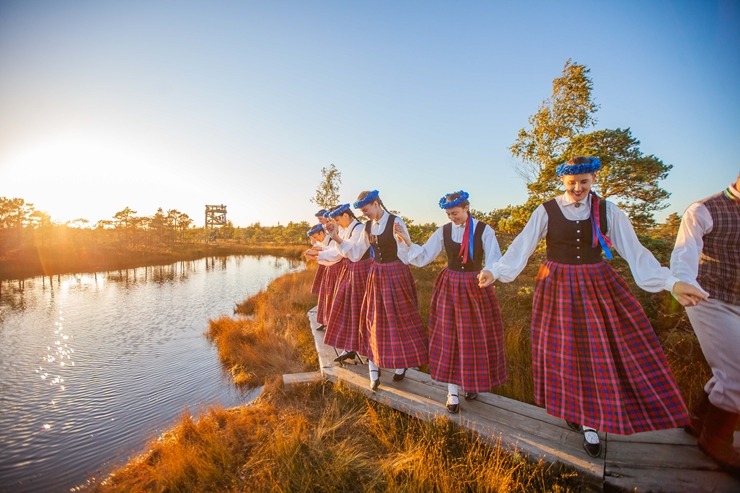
392,368,407,382
334,351,356,364
464,392,478,401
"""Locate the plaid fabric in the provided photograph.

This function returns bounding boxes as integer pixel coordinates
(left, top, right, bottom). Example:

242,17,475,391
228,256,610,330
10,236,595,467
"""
359,260,429,368
532,260,688,434
311,264,327,295
315,260,344,325
428,268,507,391
324,257,373,351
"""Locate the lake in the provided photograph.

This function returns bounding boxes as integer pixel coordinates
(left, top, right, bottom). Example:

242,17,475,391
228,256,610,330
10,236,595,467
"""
0,255,303,493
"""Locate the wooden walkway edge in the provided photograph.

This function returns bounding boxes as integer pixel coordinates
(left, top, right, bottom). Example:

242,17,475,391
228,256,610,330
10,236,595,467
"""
295,307,740,493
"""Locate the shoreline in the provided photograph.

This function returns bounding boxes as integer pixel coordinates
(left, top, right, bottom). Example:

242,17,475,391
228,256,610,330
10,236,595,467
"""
0,242,305,281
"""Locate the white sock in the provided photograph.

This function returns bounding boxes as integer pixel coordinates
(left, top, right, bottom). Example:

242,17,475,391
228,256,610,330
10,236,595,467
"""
368,360,379,373
395,368,405,375
447,383,459,405
339,349,348,356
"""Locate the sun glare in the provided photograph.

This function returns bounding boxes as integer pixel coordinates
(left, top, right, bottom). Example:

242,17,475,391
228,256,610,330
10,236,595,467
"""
3,131,169,224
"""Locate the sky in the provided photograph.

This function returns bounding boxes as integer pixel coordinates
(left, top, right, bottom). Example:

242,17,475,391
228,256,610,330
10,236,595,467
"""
1,0,738,228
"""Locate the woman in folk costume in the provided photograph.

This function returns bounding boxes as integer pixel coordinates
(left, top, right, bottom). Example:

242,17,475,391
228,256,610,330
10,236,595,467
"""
306,209,343,332
478,156,705,457
395,190,506,414
323,203,373,364
353,190,429,391
671,173,739,477
309,209,330,297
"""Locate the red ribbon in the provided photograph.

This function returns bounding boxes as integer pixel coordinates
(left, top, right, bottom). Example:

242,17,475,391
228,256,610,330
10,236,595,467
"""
458,217,471,263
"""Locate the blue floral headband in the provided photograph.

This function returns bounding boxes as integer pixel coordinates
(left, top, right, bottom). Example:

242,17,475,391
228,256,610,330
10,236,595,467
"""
307,223,323,237
555,157,602,177
314,209,328,217
329,203,351,218
353,190,380,209
322,209,332,219
439,190,470,209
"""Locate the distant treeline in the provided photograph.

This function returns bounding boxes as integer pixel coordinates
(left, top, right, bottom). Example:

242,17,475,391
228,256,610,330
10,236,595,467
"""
0,196,682,280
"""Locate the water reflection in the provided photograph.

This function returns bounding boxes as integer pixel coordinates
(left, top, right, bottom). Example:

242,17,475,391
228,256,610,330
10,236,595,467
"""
0,255,303,493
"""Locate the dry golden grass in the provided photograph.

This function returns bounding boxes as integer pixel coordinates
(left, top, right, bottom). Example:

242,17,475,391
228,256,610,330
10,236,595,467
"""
205,268,319,387
94,380,584,493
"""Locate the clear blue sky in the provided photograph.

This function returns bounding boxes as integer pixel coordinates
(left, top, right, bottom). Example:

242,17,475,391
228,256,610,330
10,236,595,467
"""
1,0,738,227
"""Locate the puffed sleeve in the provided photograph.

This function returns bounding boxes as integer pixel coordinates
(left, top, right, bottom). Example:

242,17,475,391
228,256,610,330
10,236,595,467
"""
393,216,412,264
489,205,548,282
606,202,679,293
670,201,712,292
407,226,444,267
338,223,371,262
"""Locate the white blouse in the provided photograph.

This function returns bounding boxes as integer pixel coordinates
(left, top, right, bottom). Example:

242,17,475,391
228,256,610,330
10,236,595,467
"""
407,218,502,271
489,193,679,293
670,183,738,294
353,211,412,264
334,219,372,262
317,226,344,266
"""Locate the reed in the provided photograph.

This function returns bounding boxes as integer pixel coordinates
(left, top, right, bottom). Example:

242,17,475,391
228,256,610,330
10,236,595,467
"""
94,380,584,493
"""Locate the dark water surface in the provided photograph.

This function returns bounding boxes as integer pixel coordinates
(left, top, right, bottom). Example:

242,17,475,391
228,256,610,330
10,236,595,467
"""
0,255,302,493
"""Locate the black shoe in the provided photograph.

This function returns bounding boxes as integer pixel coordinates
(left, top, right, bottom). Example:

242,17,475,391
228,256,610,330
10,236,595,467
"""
334,351,356,364
446,393,460,414
370,369,381,391
582,428,601,458
464,392,478,401
566,420,581,432
316,324,326,331
392,368,407,382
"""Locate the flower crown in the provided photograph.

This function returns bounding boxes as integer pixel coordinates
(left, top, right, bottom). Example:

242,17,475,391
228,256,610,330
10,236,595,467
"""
329,203,351,218
555,157,602,177
314,209,328,217
322,209,333,219
307,223,323,237
353,190,380,209
439,190,470,209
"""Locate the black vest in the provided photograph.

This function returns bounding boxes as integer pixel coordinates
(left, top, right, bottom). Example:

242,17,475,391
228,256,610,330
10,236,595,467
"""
544,196,607,265
443,220,486,272
364,213,399,264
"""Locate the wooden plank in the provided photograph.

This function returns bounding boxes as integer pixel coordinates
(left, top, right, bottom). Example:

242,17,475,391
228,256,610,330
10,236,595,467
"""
607,427,697,446
307,308,340,369
282,371,323,386
605,465,740,493
606,439,719,470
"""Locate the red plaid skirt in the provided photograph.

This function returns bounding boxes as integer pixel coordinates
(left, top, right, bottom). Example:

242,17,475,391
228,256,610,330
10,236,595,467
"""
428,268,507,391
324,257,373,351
316,261,344,325
532,260,688,434
359,260,429,368
311,264,326,295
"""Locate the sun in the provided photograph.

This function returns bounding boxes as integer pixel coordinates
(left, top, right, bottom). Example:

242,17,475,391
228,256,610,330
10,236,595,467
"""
1,130,161,224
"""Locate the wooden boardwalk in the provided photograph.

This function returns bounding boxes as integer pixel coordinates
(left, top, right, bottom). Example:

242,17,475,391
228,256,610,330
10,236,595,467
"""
294,307,740,492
